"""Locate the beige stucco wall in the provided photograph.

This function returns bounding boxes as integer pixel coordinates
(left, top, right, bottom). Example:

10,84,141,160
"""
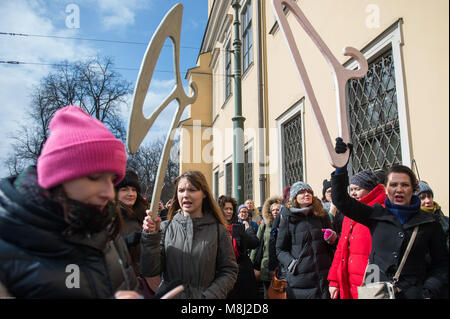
206,2,264,204
180,53,214,187
188,0,448,213
264,0,448,213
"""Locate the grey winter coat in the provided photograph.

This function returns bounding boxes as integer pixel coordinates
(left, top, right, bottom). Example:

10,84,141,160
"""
140,211,238,299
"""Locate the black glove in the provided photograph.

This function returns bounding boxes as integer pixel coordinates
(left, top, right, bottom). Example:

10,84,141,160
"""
335,137,353,155
334,137,353,172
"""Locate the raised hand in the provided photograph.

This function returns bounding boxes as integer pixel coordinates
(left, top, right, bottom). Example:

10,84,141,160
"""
143,210,161,233
334,137,353,168
335,137,347,154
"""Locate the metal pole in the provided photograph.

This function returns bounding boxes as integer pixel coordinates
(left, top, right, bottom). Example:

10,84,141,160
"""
232,0,245,205
256,0,267,206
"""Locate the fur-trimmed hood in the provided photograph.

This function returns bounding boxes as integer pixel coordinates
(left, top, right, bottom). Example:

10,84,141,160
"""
262,196,283,227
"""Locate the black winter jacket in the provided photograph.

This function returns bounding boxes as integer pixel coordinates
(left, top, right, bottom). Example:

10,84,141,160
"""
0,175,138,298
276,205,334,299
228,223,259,299
331,171,448,299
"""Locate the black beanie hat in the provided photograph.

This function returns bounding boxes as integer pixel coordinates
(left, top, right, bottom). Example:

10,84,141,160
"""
350,170,379,192
115,170,141,194
322,179,332,198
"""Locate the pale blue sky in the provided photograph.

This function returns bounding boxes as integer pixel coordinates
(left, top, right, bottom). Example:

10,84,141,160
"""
0,0,209,177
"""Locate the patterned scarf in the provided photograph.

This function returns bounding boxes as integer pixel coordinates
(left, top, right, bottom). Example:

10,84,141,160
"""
385,195,421,225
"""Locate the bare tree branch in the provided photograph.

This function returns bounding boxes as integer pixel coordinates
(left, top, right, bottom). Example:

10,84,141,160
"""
4,56,132,175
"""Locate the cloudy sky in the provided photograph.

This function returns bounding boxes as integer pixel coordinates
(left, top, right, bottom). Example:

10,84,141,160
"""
0,0,208,178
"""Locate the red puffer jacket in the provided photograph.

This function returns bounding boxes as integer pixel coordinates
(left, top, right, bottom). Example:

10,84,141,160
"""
327,184,387,299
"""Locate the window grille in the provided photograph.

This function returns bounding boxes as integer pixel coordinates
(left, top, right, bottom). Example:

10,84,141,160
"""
244,147,253,201
214,170,219,201
347,49,402,174
282,113,303,188
225,162,232,196
225,40,232,99
241,1,253,72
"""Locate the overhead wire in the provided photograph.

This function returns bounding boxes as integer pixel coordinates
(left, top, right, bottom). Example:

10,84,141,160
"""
0,60,230,78
0,31,199,50
0,31,232,78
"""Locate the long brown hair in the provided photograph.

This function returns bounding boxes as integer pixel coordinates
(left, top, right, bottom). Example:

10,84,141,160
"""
168,170,227,226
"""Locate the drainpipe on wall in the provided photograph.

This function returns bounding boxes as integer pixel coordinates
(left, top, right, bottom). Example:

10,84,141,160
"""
256,0,267,206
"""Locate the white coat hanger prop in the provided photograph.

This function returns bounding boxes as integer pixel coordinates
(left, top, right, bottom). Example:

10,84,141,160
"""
271,0,368,168
127,3,197,224
160,284,184,299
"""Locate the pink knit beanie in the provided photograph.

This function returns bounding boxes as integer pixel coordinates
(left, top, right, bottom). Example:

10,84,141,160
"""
37,105,127,189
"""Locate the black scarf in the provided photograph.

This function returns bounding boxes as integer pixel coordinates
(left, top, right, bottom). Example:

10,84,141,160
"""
14,166,119,237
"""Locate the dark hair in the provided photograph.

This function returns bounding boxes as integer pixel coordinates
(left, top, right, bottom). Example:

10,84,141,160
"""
322,179,332,201
218,195,238,224
115,170,141,194
386,165,419,192
374,169,387,185
282,186,291,205
115,169,148,222
117,194,149,223
168,170,227,226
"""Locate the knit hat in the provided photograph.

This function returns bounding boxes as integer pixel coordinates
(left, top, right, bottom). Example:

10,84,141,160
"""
289,181,313,202
37,105,127,189
415,181,433,197
238,204,248,214
322,179,332,198
115,170,141,194
350,170,379,192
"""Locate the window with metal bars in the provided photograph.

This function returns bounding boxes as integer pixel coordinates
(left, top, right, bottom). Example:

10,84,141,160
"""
244,147,253,201
347,48,402,174
214,170,219,201
281,113,303,189
241,0,253,72
225,40,232,100
225,162,232,196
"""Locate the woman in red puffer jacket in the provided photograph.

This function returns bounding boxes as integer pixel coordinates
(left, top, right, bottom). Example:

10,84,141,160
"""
328,170,386,299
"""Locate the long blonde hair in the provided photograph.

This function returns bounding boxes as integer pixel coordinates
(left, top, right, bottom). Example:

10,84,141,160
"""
168,170,227,226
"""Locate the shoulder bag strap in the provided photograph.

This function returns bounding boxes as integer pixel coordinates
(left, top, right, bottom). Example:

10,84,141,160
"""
393,226,419,283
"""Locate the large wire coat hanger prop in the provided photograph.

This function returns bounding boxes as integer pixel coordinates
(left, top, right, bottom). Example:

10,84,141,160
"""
271,0,368,168
127,4,197,224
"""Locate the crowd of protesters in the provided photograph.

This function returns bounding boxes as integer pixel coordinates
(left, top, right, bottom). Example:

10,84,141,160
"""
0,105,448,299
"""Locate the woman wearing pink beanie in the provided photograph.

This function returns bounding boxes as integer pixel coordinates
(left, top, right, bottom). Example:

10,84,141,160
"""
0,105,141,298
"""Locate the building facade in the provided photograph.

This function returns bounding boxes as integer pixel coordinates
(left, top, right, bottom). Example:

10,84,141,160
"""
181,0,449,213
